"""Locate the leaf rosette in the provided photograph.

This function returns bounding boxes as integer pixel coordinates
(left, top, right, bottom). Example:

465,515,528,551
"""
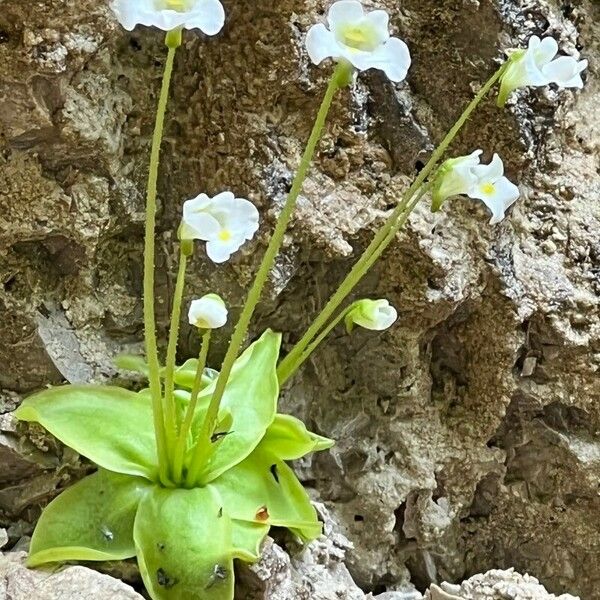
16,330,333,600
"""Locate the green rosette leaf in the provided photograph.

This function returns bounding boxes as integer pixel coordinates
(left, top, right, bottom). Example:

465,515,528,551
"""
260,414,334,460
114,354,150,376
212,447,321,541
172,360,218,390
193,330,282,483
231,520,269,562
15,385,158,480
28,470,152,567
134,486,235,600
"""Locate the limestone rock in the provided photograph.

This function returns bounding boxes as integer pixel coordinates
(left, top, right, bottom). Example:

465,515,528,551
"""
0,552,143,600
425,570,580,600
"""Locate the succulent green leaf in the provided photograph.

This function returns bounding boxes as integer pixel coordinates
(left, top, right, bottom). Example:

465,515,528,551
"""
15,385,158,480
114,354,150,376
28,470,151,567
261,414,334,460
195,330,282,483
212,447,322,541
231,520,269,562
172,360,218,390
134,487,235,600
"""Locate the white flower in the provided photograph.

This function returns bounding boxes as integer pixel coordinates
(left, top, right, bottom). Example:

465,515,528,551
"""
110,0,225,35
305,0,411,83
498,36,588,106
432,151,519,225
345,299,398,333
181,191,260,264
188,294,228,329
468,154,520,225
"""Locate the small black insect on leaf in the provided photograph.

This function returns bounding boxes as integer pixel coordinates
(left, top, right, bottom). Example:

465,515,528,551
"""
270,464,280,483
218,507,223,518
157,542,166,552
156,568,178,589
211,431,232,443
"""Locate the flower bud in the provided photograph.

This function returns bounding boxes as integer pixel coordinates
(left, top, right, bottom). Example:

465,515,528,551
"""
345,299,398,333
188,294,228,330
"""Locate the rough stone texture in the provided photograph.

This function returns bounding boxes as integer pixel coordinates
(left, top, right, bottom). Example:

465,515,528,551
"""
0,0,598,599
0,552,143,600
425,570,580,600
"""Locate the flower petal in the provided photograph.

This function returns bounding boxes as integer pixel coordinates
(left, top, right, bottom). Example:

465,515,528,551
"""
542,56,588,88
361,36,411,82
328,0,365,31
210,190,236,205
225,200,260,238
306,23,341,65
181,211,221,241
364,10,390,44
189,294,228,329
110,0,225,34
185,0,226,35
110,0,142,31
533,36,559,66
205,236,245,263
470,176,520,224
472,153,504,182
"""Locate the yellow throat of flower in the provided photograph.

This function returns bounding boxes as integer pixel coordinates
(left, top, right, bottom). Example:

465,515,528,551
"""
338,23,379,52
218,230,232,242
481,182,496,196
163,0,189,11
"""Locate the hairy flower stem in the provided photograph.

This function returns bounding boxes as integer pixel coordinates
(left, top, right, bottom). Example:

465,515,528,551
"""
173,331,211,484
144,30,181,486
185,62,351,487
163,249,188,455
277,63,508,384
282,305,352,380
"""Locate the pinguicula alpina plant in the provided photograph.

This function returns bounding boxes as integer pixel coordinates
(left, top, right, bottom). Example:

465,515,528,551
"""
15,1,587,598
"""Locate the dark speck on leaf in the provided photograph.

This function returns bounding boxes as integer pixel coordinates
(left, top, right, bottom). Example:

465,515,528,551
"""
205,564,227,589
270,464,279,483
157,568,178,589
211,431,232,443
255,506,269,521
157,542,165,552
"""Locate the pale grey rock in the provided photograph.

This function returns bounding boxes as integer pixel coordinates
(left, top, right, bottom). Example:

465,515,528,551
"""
426,569,580,600
0,552,143,600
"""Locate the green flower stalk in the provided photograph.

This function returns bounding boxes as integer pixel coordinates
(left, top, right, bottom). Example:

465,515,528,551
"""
184,59,353,487
142,29,182,487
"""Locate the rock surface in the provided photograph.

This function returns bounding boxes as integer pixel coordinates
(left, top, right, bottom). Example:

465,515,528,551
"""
0,552,143,600
425,570,580,600
0,0,598,599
